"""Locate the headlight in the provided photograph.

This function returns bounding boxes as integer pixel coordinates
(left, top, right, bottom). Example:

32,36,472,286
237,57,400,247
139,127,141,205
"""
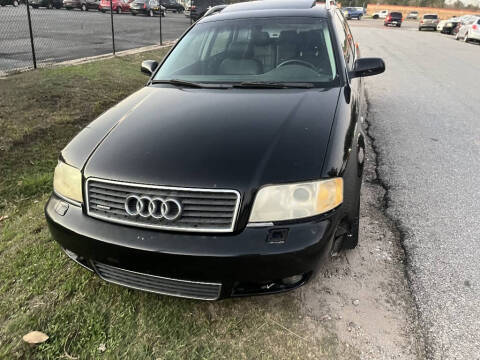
249,178,343,223
53,161,83,203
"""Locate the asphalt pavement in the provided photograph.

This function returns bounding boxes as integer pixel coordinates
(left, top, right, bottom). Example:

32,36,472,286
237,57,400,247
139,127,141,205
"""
349,19,480,359
0,5,191,72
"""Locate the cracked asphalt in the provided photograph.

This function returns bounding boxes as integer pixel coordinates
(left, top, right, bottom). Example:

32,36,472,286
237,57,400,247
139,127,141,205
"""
349,19,480,359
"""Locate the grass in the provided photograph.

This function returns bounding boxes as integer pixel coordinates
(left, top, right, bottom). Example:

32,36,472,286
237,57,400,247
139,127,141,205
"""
0,50,352,359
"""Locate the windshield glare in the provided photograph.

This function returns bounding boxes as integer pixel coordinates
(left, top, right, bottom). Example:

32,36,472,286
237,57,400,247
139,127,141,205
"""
154,17,338,85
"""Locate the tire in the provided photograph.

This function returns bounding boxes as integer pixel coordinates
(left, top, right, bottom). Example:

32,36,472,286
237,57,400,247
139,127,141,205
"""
149,9,153,16
32,5,38,8
419,27,422,31
81,3,86,11
131,12,136,15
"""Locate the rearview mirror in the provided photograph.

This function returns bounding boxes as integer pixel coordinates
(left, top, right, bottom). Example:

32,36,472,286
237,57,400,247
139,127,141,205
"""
349,58,385,79
141,60,159,76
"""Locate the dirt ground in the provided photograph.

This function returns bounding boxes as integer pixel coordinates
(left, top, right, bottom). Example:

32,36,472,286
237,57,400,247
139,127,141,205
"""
293,112,425,359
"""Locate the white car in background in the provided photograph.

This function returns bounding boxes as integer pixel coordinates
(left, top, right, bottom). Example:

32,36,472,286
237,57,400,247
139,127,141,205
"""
372,10,388,19
456,16,480,42
437,20,448,32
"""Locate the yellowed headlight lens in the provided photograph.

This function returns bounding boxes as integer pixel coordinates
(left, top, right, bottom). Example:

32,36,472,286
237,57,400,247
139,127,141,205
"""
53,161,83,203
249,178,343,222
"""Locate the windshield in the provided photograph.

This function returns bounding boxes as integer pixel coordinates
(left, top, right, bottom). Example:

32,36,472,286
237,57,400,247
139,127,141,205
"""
153,17,338,86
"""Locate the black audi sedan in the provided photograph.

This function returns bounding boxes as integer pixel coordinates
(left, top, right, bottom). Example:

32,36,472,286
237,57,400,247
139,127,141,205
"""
45,0,385,300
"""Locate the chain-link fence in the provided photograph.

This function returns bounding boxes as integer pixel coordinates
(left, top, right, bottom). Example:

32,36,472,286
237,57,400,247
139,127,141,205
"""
0,0,191,75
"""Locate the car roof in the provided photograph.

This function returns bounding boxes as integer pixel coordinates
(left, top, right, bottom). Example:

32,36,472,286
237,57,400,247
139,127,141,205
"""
199,0,329,22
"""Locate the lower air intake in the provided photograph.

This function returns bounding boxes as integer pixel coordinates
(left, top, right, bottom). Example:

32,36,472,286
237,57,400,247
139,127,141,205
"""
93,262,221,300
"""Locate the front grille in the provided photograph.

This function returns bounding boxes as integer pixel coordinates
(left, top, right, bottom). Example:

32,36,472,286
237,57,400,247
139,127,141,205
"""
86,178,240,233
93,262,221,300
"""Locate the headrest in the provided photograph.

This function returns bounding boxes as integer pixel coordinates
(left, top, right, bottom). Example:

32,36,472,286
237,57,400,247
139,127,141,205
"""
252,31,270,46
279,30,298,43
227,42,249,57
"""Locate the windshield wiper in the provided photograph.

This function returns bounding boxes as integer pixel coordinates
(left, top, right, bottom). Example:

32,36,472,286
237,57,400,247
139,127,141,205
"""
232,82,314,89
151,79,205,88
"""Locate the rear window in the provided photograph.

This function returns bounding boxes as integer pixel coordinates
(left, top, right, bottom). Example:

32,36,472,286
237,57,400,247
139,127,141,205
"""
424,15,438,19
391,12,402,17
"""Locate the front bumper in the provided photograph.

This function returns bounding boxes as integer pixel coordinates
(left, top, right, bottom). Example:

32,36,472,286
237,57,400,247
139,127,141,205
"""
45,194,338,300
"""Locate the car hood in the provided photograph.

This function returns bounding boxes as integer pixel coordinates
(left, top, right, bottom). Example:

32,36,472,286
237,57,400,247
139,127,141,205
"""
67,85,340,193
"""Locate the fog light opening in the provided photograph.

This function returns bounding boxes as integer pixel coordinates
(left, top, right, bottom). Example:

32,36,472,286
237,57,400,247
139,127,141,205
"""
63,248,94,272
282,274,303,286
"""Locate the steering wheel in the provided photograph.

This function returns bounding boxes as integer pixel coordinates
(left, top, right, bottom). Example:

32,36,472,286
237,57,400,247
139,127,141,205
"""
276,59,317,71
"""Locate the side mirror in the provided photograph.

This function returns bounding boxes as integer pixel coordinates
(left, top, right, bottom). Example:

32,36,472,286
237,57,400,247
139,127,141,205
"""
349,58,385,79
141,60,159,76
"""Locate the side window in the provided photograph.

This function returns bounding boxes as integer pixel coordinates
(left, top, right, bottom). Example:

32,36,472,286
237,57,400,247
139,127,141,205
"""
333,11,354,70
343,20,356,59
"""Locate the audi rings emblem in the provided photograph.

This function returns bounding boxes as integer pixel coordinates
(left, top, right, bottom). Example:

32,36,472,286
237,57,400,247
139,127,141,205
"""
125,195,183,221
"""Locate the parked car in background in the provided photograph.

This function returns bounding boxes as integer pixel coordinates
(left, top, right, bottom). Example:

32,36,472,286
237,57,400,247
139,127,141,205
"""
160,0,183,12
98,0,130,13
437,19,447,32
0,0,20,6
384,11,402,27
342,7,363,20
186,0,225,20
419,14,439,31
130,0,165,16
441,17,461,34
456,16,480,42
452,15,477,35
30,0,63,8
406,10,418,20
372,10,388,19
64,0,99,10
